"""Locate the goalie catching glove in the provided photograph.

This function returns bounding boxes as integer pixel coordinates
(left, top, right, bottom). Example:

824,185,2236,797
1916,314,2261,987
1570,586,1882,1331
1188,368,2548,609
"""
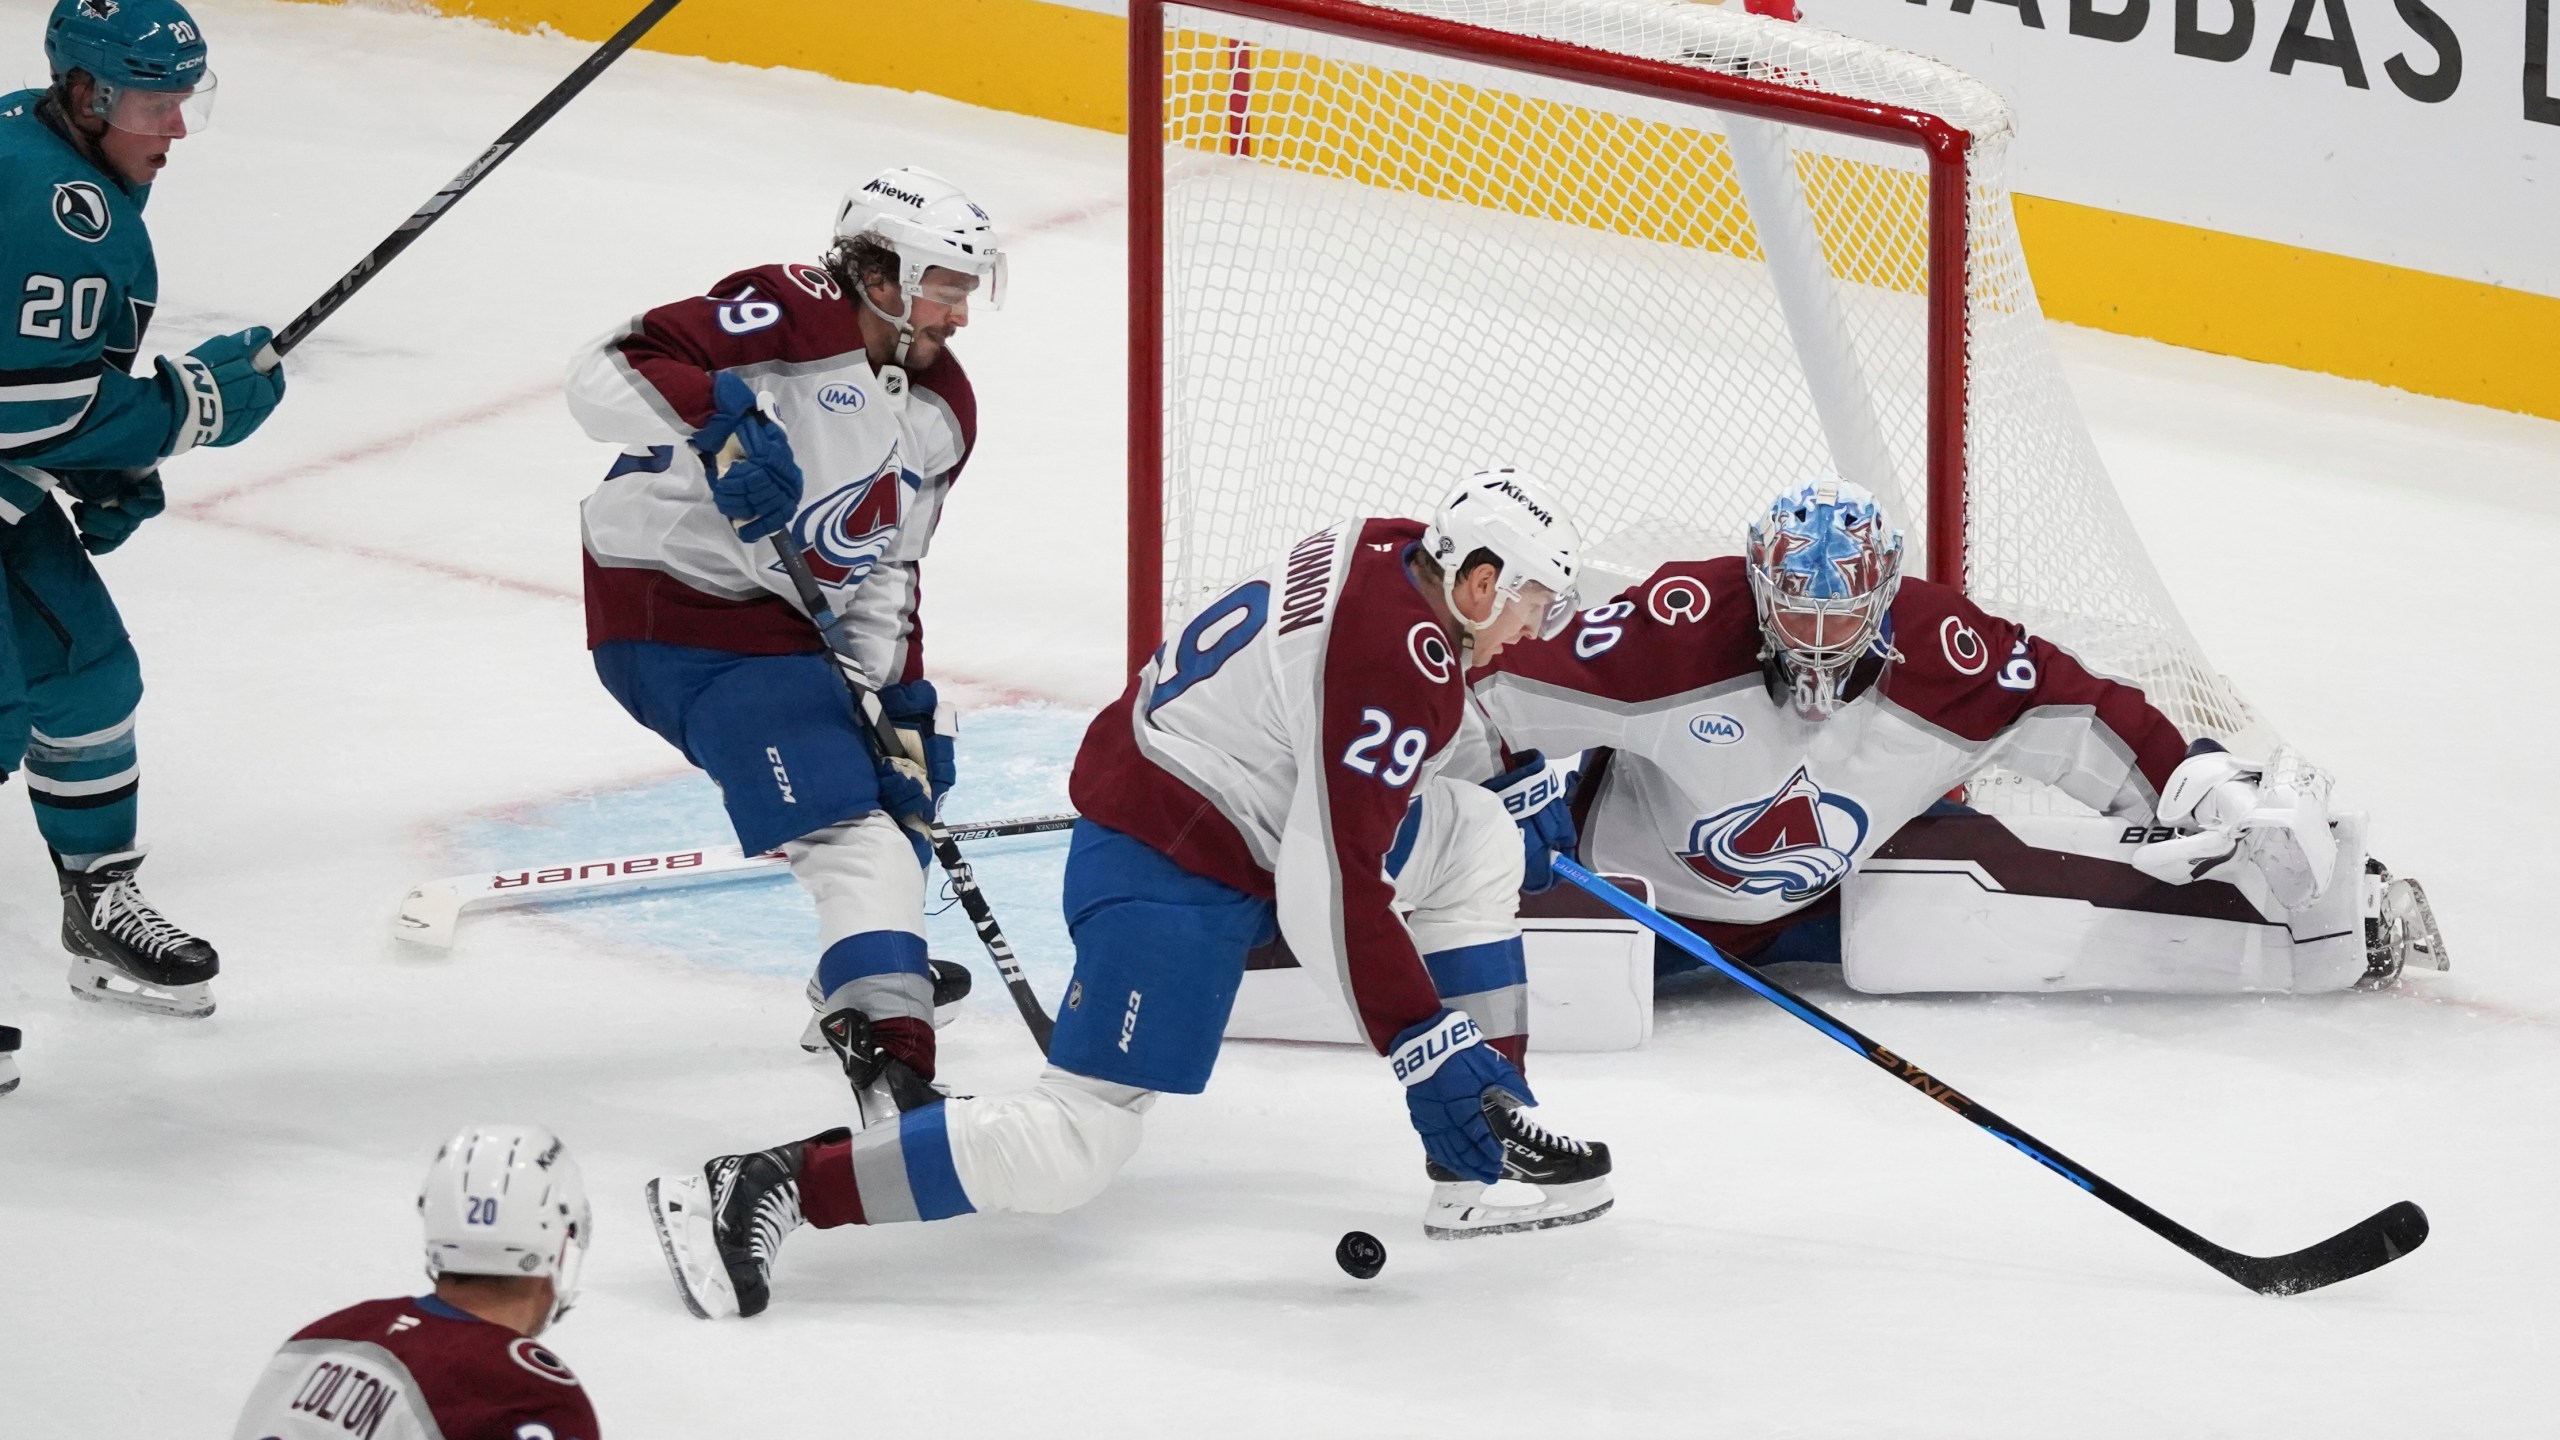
2133,743,2338,908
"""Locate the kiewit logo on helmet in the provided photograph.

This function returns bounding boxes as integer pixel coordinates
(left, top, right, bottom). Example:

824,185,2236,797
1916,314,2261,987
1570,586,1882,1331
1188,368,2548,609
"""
1489,479,1554,527
862,178,928,208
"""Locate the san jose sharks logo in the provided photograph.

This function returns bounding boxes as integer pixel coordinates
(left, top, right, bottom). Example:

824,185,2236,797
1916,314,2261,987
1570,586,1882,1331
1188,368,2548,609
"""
52,182,111,243
780,461,913,588
1682,767,1870,901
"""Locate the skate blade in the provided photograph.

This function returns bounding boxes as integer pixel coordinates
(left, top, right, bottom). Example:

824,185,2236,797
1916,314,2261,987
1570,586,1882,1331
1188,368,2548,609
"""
66,957,213,1019
1424,1177,1615,1240
645,1174,740,1320
1,1059,19,1095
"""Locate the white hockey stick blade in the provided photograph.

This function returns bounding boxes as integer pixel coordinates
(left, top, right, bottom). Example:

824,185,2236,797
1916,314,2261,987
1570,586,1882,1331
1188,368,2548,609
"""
393,813,1079,951
394,844,784,950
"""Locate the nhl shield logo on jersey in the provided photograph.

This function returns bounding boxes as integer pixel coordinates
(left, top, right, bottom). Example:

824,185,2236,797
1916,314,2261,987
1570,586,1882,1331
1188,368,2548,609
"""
787,465,910,587
1681,766,1870,901
52,182,112,242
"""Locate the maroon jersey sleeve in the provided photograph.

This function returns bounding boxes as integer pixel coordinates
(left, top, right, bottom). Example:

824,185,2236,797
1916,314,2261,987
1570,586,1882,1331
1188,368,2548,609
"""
610,262,874,429
1881,579,2189,811
1320,522,1469,1053
1484,557,1761,702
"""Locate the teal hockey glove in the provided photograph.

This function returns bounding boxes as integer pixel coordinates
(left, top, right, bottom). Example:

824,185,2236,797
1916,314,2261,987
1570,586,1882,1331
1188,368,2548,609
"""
160,328,287,455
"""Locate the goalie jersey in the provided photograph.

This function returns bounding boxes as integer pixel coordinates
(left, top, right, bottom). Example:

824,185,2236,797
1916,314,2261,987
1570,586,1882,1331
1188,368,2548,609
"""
566,261,976,684
230,1296,597,1440
1071,518,1469,1053
1473,558,2190,935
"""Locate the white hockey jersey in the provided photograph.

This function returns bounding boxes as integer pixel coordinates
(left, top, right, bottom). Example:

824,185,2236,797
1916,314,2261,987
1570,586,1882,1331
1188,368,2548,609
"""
567,260,974,683
1072,518,1475,1053
1473,558,2191,947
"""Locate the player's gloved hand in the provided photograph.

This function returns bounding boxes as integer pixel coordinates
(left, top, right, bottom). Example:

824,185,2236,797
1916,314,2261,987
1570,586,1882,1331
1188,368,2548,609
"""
158,328,286,455
877,679,957,803
693,372,803,543
60,468,165,554
1483,749,1577,893
869,734,938,858
1391,1008,1531,1183
2132,742,2337,908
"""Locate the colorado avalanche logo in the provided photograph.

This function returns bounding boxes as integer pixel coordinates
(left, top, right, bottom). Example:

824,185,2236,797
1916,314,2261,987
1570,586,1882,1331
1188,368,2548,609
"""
785,464,910,587
1647,574,1710,625
1406,622,1455,684
1681,767,1869,901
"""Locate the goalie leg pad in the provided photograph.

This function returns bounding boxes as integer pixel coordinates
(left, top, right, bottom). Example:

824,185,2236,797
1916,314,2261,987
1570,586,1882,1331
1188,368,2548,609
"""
1846,811,2369,994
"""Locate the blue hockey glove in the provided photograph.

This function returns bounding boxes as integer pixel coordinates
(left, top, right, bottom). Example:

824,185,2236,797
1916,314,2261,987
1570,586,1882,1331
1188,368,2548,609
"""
877,679,957,801
1483,750,1578,894
159,328,286,454
1391,1008,1532,1183
693,372,804,543
63,469,165,554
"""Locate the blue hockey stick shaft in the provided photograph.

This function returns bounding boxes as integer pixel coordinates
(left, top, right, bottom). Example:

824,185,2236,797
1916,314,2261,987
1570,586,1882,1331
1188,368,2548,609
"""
1553,856,2426,1294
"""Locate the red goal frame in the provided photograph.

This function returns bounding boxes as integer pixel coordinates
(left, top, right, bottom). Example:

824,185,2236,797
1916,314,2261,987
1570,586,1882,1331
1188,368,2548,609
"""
1125,0,1977,673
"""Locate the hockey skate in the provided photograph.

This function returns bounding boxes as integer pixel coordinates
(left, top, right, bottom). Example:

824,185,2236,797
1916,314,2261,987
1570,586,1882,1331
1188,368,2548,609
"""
818,1006,944,1128
645,1134,829,1320
796,959,973,1051
2360,859,2450,990
1,1024,21,1096
59,851,218,1018
1424,1089,1615,1239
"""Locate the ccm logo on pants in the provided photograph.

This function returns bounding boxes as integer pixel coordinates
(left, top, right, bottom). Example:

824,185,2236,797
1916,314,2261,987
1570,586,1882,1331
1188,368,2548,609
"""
766,746,796,804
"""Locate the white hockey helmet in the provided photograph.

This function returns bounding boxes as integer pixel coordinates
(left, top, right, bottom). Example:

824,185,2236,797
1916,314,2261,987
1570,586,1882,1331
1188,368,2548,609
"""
834,166,1006,356
418,1124,592,1329
1420,467,1582,643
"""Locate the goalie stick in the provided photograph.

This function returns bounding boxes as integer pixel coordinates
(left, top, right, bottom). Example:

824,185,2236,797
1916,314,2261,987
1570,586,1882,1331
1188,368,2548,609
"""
394,813,1078,950
1555,857,2429,1296
256,0,686,368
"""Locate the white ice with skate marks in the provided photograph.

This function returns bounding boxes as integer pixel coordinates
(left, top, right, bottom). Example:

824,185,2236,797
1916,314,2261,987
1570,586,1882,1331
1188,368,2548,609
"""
0,2,2553,1437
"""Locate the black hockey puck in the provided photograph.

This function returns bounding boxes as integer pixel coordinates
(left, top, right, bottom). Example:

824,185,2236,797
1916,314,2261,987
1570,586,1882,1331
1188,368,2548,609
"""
1336,1230,1386,1279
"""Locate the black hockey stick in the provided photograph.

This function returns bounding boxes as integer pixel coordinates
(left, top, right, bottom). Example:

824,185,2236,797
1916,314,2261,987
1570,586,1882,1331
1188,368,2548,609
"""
1556,858,2428,1295
256,0,686,367
759,533,1058,1054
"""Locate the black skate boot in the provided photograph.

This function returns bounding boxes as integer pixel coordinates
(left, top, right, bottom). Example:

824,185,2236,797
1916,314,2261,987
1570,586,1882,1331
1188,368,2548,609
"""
1,1024,21,1096
820,1007,944,1127
2360,858,2450,990
58,850,219,1018
1424,1088,1615,1239
797,958,972,1051
644,1134,831,1319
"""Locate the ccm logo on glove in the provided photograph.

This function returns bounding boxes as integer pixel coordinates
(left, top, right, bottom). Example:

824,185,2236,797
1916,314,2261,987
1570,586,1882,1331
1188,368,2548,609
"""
1391,1010,1481,1085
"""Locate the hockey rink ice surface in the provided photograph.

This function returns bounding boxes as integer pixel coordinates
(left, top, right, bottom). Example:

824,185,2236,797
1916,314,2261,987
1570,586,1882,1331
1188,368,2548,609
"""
2,2,2556,1435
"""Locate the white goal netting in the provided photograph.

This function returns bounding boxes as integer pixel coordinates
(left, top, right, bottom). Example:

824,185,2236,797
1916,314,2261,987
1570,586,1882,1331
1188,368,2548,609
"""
1148,0,2269,787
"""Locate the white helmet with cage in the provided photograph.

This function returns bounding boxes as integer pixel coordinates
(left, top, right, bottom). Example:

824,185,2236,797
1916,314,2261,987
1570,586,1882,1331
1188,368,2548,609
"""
1420,467,1582,645
833,166,1006,361
417,1124,592,1329
1745,473,1906,719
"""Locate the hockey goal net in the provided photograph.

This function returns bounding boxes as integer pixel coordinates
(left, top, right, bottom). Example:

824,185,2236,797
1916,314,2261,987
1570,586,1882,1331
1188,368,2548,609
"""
1130,0,2269,781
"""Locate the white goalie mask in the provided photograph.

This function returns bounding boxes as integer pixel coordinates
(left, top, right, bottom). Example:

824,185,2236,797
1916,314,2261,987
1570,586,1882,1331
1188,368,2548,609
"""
418,1124,592,1330
1420,467,1582,646
833,165,1006,363
1745,474,1905,720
